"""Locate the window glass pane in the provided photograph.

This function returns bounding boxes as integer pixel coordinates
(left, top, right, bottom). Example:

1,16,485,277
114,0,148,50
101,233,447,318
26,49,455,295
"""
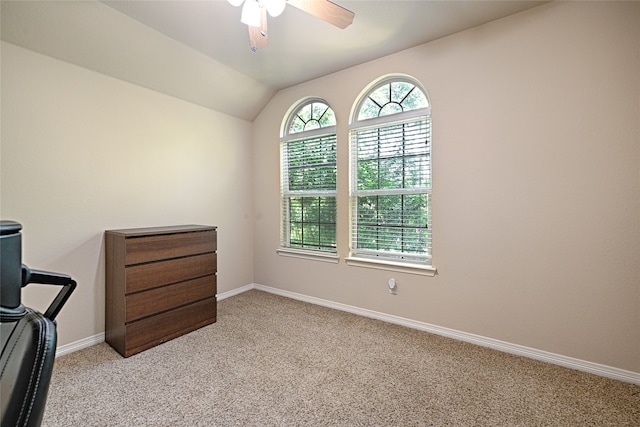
319,224,336,248
303,197,319,222
356,134,380,160
356,225,378,250
319,196,336,222
379,103,403,116
378,157,403,189
298,104,312,122
304,120,321,131
289,101,335,134
358,98,381,120
402,228,429,254
403,194,428,227
378,127,403,156
356,195,429,235
289,116,305,133
312,103,328,121
357,196,378,224
391,82,413,103
356,120,429,191
356,81,428,122
287,196,336,251
379,195,403,226
384,227,404,251
369,85,390,107
402,88,428,110
288,169,303,189
290,223,303,245
404,155,428,188
287,135,336,191
319,108,336,127
303,223,319,245
357,159,379,190
290,197,303,221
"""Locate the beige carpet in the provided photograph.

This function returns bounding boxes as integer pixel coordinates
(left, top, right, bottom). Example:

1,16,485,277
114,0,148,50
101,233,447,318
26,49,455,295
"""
43,290,639,426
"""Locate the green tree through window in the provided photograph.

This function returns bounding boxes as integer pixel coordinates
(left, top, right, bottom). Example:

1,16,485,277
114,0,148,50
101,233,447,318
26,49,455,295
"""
350,78,432,264
281,99,337,252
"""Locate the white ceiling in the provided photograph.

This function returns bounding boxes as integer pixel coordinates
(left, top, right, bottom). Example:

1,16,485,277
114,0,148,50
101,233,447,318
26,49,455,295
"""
1,0,545,120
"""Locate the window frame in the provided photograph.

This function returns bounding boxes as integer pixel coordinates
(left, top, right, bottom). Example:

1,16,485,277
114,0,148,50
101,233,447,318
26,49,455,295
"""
278,98,339,263
347,77,436,276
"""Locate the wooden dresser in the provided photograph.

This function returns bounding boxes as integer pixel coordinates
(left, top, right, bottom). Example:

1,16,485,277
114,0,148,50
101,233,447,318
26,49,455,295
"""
105,225,217,357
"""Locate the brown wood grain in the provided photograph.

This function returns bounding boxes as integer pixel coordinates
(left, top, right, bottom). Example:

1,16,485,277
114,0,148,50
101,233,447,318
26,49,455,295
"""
126,275,216,323
124,298,216,357
125,253,216,294
124,230,216,265
104,226,217,357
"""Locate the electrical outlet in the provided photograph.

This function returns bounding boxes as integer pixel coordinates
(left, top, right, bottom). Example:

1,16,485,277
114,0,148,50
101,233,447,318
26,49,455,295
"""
388,278,397,294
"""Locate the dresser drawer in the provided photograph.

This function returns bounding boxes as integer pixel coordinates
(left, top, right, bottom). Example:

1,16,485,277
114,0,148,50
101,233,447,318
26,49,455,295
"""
125,252,216,294
126,275,216,323
125,230,216,265
124,298,216,357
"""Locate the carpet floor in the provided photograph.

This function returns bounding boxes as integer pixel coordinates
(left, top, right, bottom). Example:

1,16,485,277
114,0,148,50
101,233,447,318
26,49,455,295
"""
42,290,639,426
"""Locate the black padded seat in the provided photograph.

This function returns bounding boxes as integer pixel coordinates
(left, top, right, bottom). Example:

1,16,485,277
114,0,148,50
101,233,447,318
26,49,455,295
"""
1,308,57,427
0,220,76,427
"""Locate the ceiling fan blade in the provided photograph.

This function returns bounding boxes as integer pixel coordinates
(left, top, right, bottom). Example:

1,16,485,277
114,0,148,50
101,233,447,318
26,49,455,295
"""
248,7,268,51
288,0,354,29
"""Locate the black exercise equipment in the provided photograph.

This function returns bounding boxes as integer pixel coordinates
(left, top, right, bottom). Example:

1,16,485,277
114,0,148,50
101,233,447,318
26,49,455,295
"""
1,220,76,427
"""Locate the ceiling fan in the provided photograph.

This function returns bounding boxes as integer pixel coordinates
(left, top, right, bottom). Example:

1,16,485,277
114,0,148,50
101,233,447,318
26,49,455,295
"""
228,0,355,52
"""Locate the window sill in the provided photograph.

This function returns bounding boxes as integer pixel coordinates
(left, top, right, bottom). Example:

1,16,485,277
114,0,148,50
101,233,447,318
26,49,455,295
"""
277,248,340,264
345,257,437,276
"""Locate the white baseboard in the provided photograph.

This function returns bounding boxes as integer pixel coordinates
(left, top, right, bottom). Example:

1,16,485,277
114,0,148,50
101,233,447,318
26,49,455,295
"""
55,283,640,385
54,286,253,357
217,284,254,301
250,283,640,385
56,332,105,358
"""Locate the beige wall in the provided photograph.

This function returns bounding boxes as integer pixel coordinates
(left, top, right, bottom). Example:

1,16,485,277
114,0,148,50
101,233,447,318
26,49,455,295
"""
1,1,638,375
252,2,640,372
1,42,255,347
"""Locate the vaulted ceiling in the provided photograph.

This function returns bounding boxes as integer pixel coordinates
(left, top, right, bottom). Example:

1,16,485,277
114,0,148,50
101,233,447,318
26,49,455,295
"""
1,0,545,121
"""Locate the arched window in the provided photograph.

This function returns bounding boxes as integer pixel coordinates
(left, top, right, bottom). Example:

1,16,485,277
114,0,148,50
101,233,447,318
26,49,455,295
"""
280,99,337,254
349,77,432,266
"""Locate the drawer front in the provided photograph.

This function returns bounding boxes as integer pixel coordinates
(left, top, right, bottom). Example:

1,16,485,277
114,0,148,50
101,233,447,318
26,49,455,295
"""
125,298,216,356
125,230,216,265
126,275,216,323
125,252,217,294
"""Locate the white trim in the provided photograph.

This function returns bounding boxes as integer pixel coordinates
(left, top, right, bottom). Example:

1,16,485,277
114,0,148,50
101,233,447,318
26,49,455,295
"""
277,248,339,263
251,283,640,385
56,332,104,358
216,284,255,301
350,107,430,130
282,189,337,197
354,187,432,196
283,125,337,141
345,256,437,276
54,286,250,358
53,283,640,385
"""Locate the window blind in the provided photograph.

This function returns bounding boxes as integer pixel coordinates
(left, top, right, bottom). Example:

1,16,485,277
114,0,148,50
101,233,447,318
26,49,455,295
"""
282,133,337,193
281,132,337,252
350,116,431,263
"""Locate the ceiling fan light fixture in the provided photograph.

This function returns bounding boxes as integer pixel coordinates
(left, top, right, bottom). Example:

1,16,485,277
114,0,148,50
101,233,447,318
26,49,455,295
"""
265,0,286,17
230,0,354,51
240,0,261,27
